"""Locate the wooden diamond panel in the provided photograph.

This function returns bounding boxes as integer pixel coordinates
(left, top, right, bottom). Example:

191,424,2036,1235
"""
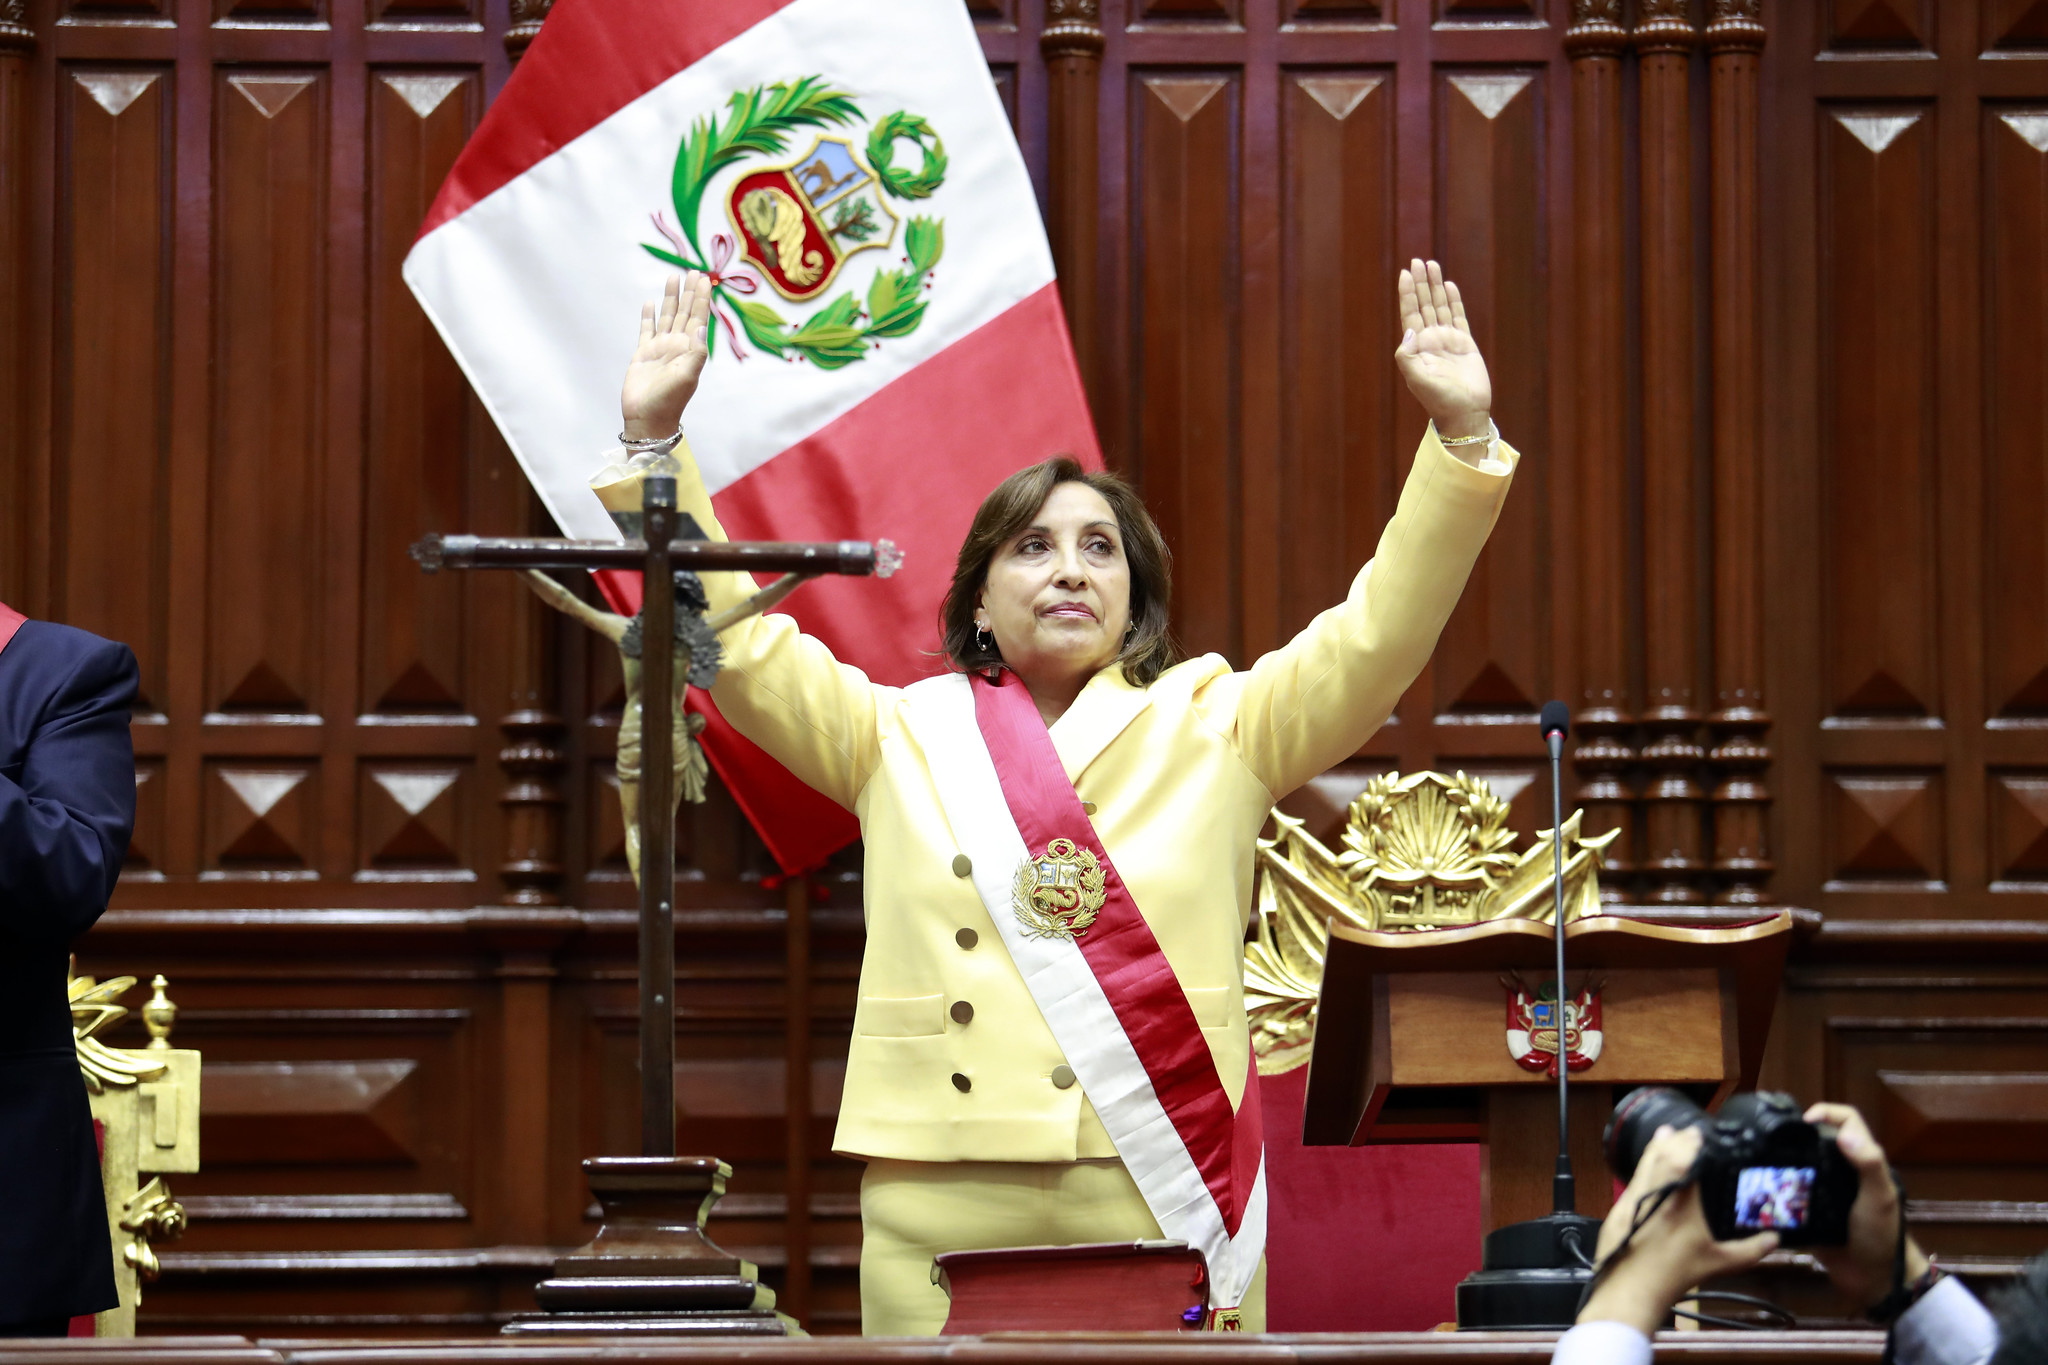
1819,107,1940,719
1129,72,1242,662
361,71,478,715
208,71,328,716
1278,71,1397,642
58,70,173,710
1431,69,1548,719
1825,769,1944,889
204,762,318,878
357,761,472,881
1983,109,2048,719
1826,0,1935,51
1990,772,2048,888
1984,0,2048,50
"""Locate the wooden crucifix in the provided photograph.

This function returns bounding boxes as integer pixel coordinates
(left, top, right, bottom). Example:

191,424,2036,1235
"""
413,470,894,1334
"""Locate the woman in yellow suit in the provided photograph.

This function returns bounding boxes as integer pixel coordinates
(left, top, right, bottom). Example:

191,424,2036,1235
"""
612,261,1514,1335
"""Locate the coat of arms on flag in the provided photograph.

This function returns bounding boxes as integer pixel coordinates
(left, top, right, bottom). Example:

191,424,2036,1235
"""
641,78,948,367
1502,974,1603,1077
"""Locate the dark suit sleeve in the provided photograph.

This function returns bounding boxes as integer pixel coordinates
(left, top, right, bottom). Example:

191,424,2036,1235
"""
0,637,138,942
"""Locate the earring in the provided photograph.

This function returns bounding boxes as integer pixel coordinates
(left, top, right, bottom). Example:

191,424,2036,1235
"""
975,622,991,650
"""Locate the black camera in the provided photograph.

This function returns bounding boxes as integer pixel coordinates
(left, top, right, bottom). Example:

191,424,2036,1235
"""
1603,1088,1859,1247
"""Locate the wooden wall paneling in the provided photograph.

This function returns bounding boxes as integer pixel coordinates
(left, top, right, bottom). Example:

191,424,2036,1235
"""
357,761,471,880
1827,1013,2048,1203
1981,108,2048,725
782,878,813,1328
210,71,327,719
1280,0,1385,24
205,761,319,877
1128,69,1241,662
129,757,167,878
1563,0,1632,901
58,66,173,710
0,10,30,609
1133,0,1241,25
1984,0,2048,52
1429,68,1547,726
1041,1,1103,419
1818,106,1939,725
1634,1,1707,905
1707,0,1771,904
1989,771,2048,891
1825,0,1935,55
361,69,477,719
473,908,577,1254
496,579,567,905
1276,69,1394,641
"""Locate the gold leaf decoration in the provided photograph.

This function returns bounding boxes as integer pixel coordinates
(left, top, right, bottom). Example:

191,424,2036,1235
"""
1247,771,1619,1075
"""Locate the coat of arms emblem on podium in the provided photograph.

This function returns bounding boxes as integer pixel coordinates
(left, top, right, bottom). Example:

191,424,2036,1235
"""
1503,974,1605,1077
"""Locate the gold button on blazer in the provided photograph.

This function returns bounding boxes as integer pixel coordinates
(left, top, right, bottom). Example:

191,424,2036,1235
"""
672,430,1516,1165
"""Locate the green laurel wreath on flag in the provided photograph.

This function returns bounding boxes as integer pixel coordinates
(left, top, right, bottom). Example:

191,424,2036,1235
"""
866,111,947,200
641,75,947,370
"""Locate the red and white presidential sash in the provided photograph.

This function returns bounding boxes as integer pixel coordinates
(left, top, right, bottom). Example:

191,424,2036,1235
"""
901,669,1266,1316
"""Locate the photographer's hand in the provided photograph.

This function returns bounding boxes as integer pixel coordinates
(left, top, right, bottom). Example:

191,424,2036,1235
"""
1804,1103,1930,1311
1578,1127,1780,1335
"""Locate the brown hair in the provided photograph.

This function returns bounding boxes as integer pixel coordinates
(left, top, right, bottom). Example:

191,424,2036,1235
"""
940,457,1177,686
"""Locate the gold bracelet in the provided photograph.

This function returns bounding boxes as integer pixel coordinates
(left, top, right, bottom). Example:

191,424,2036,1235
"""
1433,421,1499,448
1436,420,1496,447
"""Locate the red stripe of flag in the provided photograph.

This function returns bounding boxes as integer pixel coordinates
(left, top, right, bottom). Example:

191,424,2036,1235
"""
419,0,795,239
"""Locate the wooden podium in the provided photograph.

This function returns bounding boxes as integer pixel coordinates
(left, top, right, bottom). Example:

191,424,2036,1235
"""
1300,912,1795,1230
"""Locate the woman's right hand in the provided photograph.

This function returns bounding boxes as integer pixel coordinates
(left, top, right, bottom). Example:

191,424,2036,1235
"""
621,271,713,441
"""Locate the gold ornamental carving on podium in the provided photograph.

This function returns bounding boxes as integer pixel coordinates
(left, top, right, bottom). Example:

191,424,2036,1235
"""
67,963,201,1336
1245,771,1618,1075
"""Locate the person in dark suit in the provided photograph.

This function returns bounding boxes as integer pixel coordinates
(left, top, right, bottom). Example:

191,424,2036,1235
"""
0,603,137,1336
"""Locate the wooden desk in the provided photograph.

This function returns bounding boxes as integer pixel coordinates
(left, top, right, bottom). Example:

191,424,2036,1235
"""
0,1332,1890,1365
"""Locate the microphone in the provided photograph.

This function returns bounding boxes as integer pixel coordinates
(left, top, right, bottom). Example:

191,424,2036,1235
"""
1540,700,1575,1218
1451,699,1602,1325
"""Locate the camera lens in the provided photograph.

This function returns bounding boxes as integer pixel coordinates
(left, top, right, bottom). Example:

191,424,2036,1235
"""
1604,1086,1709,1181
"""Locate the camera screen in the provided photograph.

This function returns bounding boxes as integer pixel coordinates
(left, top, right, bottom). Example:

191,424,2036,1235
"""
1733,1166,1816,1230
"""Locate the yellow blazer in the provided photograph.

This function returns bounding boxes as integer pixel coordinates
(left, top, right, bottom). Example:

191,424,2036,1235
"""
672,430,1516,1163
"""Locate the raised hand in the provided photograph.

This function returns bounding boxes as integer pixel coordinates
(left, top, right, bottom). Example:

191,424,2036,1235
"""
1803,1103,1927,1311
621,271,713,442
1394,258,1492,441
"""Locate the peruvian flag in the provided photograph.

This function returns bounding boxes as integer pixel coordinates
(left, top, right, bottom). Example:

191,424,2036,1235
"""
403,0,1100,873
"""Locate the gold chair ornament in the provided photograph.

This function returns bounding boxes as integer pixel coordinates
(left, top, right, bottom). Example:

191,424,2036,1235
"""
65,960,199,1335
1244,771,1618,1075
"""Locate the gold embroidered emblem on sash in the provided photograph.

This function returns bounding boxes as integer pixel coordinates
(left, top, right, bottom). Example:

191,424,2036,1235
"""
1012,838,1108,941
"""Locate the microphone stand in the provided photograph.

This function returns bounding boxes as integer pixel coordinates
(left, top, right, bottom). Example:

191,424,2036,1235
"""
1453,702,1602,1329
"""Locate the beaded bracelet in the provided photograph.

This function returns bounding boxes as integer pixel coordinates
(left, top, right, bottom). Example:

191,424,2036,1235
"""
618,429,684,455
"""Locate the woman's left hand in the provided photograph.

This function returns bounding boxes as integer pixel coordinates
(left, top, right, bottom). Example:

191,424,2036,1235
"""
621,270,714,442
1394,258,1493,441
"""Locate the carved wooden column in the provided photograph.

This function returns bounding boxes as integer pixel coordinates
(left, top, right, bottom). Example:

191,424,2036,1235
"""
1042,0,1103,422
1706,0,1772,905
0,0,30,606
505,0,551,61
1635,0,1708,904
1566,0,1635,903
782,876,814,1329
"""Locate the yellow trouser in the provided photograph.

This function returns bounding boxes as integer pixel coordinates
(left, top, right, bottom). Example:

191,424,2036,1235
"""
857,1157,1267,1335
